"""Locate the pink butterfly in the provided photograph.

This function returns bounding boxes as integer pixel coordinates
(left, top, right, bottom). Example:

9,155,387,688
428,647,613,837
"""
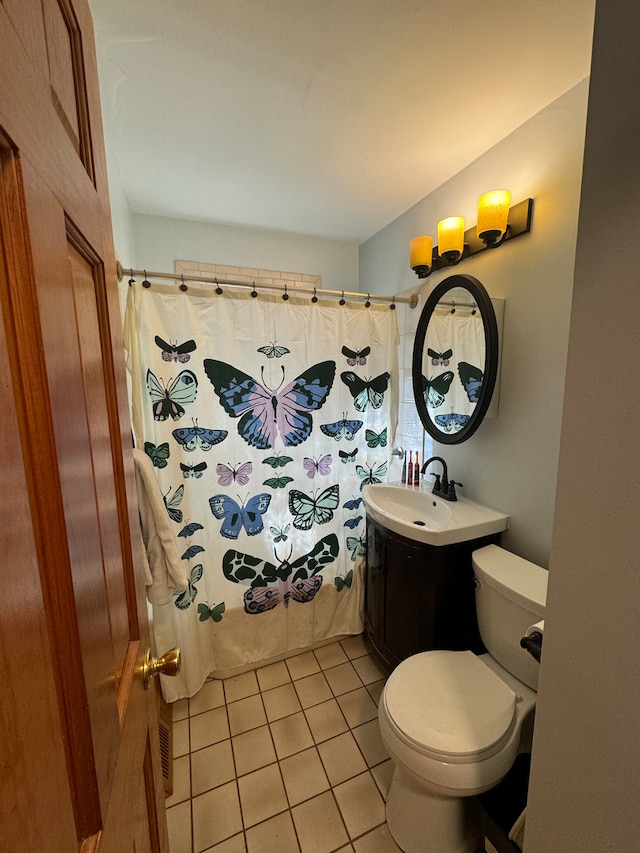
216,461,253,486
303,454,332,479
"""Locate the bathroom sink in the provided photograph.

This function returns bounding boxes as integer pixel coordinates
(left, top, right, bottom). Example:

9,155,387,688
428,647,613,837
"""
362,482,509,546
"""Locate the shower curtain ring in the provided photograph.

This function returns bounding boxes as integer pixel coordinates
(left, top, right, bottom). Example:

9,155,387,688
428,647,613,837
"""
339,291,346,306
471,303,477,315
179,274,188,292
365,293,371,308
282,283,289,301
142,270,150,288
390,295,396,310
251,281,258,298
128,268,135,286
450,301,456,314
215,277,223,295
311,286,318,304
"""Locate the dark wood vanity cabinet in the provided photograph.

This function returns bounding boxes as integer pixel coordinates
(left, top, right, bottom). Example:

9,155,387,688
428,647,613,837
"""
364,518,499,672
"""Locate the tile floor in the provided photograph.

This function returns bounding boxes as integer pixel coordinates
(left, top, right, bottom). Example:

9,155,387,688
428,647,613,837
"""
165,633,499,853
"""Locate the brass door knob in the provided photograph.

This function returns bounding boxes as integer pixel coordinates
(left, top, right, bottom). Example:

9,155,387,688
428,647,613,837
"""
142,647,181,689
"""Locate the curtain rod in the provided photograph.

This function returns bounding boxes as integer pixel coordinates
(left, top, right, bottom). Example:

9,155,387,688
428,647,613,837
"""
116,262,419,308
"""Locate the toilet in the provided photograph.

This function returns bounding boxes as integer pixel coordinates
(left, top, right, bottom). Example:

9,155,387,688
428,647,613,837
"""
378,544,548,853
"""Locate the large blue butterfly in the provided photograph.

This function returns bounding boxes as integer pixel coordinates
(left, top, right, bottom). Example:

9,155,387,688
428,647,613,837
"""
341,371,390,412
288,484,340,530
172,421,228,451
222,534,339,614
458,362,484,403
203,360,336,449
147,369,198,421
421,371,454,408
435,413,470,432
320,415,363,441
209,493,272,539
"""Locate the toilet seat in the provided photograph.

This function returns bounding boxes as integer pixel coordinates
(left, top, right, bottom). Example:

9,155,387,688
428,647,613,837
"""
384,650,517,759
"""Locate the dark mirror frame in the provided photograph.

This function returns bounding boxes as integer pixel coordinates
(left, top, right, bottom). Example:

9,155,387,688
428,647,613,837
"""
412,273,499,445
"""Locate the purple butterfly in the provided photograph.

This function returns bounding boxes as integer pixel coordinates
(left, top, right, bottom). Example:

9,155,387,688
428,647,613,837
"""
303,454,332,479
203,360,336,449
155,335,197,363
216,461,253,486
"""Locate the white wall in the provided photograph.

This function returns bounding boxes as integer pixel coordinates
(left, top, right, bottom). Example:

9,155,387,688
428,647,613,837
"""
359,81,590,566
525,0,640,848
127,213,359,294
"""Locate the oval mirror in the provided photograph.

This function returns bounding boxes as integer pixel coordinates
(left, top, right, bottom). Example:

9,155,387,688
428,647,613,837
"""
412,273,498,445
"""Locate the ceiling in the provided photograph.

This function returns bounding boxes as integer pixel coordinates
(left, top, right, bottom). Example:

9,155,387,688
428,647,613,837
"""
88,0,595,244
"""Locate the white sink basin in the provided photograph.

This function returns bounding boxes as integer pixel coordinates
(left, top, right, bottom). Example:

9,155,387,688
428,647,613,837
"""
362,482,509,546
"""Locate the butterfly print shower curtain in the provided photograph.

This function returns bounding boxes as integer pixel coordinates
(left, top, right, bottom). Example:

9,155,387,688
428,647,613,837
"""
125,281,398,701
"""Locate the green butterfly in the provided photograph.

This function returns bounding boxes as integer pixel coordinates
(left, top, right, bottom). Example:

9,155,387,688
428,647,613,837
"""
144,440,170,468
334,570,353,592
263,454,293,469
198,601,226,623
263,475,294,489
365,428,387,449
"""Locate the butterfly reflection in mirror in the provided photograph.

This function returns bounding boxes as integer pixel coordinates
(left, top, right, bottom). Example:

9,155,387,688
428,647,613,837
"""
341,345,370,366
421,371,454,409
209,492,272,539
155,335,196,363
435,413,470,433
223,534,339,614
203,359,336,449
428,347,453,367
147,369,198,421
320,414,363,442
457,362,484,403
172,420,228,452
341,371,390,412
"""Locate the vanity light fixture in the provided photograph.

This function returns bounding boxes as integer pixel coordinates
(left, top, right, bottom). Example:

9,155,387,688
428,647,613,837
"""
409,193,533,278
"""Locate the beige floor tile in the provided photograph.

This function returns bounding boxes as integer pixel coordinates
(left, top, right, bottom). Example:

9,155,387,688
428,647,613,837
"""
333,772,386,839
291,791,349,853
270,710,314,759
192,781,242,852
352,720,389,767
280,746,330,806
232,724,277,776
173,717,190,757
317,732,367,786
246,810,300,853
227,694,267,735
190,679,225,716
190,706,230,752
165,754,191,807
370,759,394,801
166,801,192,853
337,688,379,728
313,642,350,670
351,654,388,686
192,739,236,796
304,698,349,743
237,763,288,828
293,672,333,708
353,823,403,852
205,833,247,852
366,679,386,706
262,682,302,722
224,670,259,704
172,697,190,721
340,635,370,660
324,662,363,696
286,650,321,680
256,660,291,691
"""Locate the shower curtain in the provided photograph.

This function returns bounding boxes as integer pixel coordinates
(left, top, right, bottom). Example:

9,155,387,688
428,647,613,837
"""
124,281,398,701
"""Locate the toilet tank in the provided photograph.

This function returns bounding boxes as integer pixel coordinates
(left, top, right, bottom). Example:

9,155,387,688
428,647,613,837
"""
472,544,548,690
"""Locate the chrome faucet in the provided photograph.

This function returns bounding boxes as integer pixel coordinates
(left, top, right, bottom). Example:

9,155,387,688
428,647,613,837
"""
421,456,462,501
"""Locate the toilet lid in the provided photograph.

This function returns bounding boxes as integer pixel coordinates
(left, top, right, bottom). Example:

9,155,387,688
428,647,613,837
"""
384,650,517,757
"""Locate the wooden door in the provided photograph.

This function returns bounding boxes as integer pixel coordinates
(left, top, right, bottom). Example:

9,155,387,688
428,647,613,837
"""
0,2,169,851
